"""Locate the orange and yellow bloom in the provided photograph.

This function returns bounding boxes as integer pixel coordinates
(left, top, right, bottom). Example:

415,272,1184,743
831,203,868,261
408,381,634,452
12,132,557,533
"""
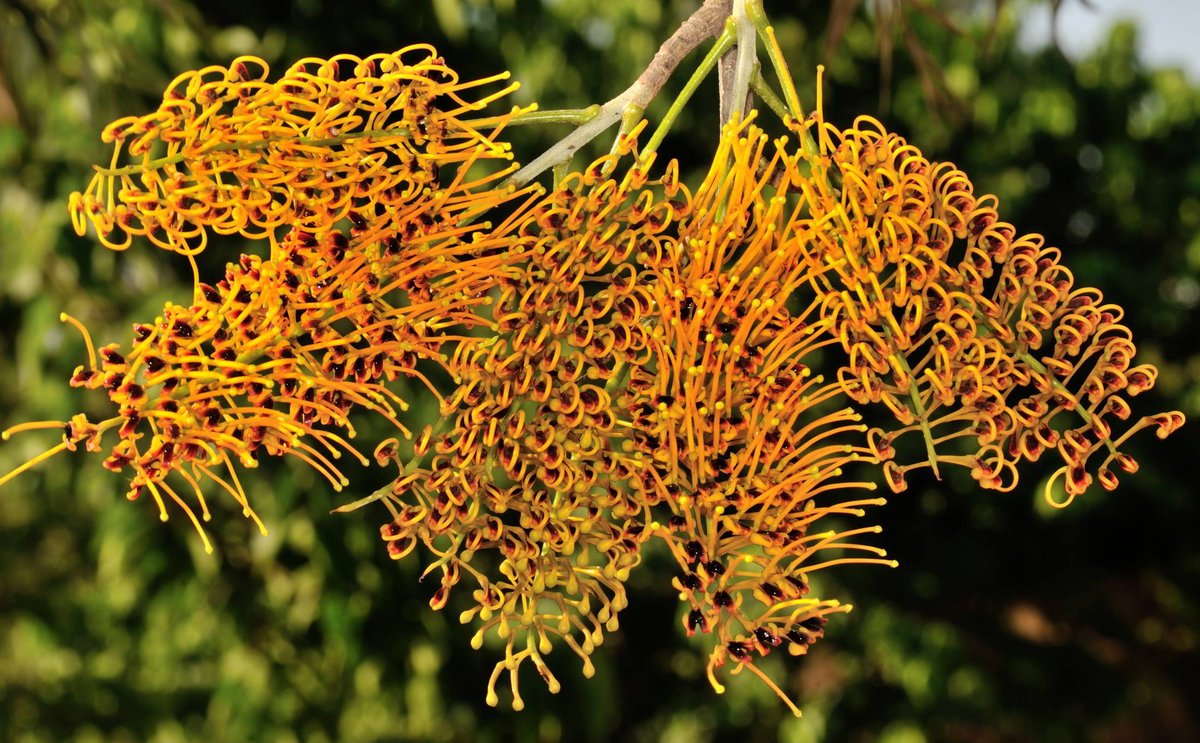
0,47,1185,714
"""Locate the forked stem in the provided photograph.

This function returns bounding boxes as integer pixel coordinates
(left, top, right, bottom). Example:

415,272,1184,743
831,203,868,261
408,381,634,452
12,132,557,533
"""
643,25,737,156
750,69,790,122
507,0,733,186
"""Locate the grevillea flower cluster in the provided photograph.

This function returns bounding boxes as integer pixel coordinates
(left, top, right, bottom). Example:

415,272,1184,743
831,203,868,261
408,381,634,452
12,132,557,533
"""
1,45,1184,715
4,49,531,552
801,115,1184,503
69,45,518,256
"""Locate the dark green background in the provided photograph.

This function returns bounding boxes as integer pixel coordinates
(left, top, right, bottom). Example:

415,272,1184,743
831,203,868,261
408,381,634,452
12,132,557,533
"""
1,1,1197,741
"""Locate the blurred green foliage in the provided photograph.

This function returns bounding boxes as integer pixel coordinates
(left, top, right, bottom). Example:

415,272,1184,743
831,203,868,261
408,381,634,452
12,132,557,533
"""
1,1,1197,741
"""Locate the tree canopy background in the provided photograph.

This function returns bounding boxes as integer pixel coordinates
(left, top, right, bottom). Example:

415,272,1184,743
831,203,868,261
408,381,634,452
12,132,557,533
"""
0,1,1197,741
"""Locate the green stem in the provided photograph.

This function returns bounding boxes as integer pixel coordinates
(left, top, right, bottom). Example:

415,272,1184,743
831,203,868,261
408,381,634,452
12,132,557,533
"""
974,315,1118,458
331,410,457,515
643,23,737,156
603,360,634,398
608,103,646,157
1018,351,1111,444
470,106,602,129
746,0,820,160
331,481,393,513
750,68,790,122
746,0,803,121
881,325,941,479
552,159,571,188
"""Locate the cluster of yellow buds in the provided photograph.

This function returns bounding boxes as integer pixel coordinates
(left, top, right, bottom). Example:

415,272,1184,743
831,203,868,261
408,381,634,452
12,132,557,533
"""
1,46,1185,716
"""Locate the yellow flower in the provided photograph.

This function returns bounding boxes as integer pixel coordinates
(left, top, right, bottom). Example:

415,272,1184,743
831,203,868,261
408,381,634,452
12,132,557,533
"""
620,118,905,715
362,121,902,714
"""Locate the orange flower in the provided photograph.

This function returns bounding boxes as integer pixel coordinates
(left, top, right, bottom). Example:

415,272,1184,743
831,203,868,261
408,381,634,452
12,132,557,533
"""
355,104,1185,713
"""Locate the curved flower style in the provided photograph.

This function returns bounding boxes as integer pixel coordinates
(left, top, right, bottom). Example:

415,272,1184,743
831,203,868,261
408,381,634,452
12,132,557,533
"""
0,44,1186,717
